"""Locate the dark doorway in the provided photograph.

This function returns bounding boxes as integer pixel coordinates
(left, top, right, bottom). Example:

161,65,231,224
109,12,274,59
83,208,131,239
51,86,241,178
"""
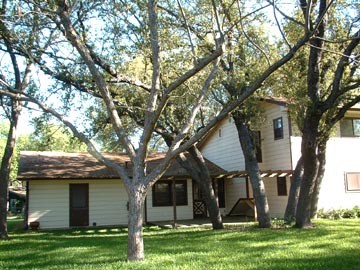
69,184,89,227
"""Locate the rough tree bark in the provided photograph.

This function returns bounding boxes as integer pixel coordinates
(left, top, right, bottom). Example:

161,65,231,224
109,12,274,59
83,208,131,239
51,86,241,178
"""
295,116,321,228
233,113,271,228
310,141,327,218
0,102,20,239
284,157,304,224
126,183,147,260
177,146,224,229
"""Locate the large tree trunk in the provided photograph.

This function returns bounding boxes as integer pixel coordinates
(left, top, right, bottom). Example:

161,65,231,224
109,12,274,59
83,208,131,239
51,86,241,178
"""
177,146,224,230
233,115,271,228
284,157,304,224
126,184,146,261
295,125,319,228
0,102,20,240
310,141,327,218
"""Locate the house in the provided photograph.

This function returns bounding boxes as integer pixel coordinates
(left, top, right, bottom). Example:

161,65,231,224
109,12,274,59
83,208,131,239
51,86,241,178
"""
17,151,227,229
199,97,360,217
17,99,360,229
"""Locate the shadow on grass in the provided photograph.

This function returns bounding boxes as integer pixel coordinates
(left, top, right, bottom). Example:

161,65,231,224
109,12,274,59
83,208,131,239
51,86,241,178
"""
1,219,360,270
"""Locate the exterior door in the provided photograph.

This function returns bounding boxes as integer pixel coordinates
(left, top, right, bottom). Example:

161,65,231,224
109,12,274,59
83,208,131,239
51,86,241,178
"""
69,184,89,227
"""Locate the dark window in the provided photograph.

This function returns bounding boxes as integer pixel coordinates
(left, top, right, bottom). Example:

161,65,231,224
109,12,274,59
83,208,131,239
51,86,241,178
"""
345,173,360,192
252,131,262,163
273,117,284,140
277,177,287,196
152,180,188,206
340,118,360,137
217,179,225,208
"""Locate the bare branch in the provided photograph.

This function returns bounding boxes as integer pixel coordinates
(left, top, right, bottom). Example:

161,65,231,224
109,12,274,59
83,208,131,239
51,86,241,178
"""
236,0,271,67
55,1,136,159
177,0,197,65
0,79,132,186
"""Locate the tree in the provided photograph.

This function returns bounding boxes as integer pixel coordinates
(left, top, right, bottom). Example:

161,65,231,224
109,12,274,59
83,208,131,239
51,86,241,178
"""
273,0,360,226
27,115,86,152
0,0,313,260
0,0,35,238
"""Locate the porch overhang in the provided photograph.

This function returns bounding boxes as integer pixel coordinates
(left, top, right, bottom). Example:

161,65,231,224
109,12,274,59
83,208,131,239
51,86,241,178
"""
214,169,293,179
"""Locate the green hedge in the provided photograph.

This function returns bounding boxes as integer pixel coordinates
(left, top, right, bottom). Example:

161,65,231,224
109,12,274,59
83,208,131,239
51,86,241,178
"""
317,206,360,219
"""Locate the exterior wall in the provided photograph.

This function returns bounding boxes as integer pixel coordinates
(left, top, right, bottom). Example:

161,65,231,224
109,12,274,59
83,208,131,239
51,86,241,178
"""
262,177,291,217
291,135,360,210
201,102,293,216
89,180,128,227
224,178,248,215
201,118,245,171
259,103,292,171
201,102,292,172
146,179,193,222
28,178,195,229
28,179,129,229
28,181,70,229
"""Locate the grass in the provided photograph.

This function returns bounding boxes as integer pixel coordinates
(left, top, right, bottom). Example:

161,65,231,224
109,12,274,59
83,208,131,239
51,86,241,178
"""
1,218,360,270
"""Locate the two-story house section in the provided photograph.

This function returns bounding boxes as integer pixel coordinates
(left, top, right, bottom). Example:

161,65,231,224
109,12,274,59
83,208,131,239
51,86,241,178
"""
200,98,360,218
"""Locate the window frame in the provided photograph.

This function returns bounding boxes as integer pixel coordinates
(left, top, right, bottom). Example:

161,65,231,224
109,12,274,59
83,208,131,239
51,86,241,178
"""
273,117,284,140
277,176,287,196
340,118,360,137
152,180,188,207
345,172,360,192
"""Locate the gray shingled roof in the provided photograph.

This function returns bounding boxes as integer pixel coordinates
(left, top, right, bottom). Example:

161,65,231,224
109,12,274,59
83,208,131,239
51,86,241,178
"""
17,151,227,180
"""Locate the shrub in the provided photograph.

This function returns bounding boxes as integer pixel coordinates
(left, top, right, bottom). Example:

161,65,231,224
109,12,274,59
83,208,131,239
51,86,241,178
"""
316,206,360,219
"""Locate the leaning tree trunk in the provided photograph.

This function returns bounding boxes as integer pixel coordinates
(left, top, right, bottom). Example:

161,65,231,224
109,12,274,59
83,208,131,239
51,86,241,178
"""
310,141,327,218
177,146,224,230
126,183,147,261
295,128,319,228
233,116,271,228
284,157,304,224
0,102,20,240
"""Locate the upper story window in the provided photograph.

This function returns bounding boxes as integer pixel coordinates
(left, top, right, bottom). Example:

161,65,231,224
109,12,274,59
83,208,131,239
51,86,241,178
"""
340,118,360,137
273,117,284,140
152,180,188,207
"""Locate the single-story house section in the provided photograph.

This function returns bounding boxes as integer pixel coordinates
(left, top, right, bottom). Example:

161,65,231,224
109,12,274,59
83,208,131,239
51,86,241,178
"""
17,151,228,229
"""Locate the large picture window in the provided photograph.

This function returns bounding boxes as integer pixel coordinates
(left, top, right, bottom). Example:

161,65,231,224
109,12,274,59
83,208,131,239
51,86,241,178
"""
273,117,284,140
345,173,360,192
340,118,360,137
152,180,188,206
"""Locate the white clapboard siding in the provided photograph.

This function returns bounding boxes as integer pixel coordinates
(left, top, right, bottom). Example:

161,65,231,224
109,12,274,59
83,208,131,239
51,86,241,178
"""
291,134,360,210
262,177,291,217
89,180,128,226
224,178,248,215
259,103,292,171
28,180,129,229
201,102,293,216
28,181,70,229
201,118,245,171
146,179,193,222
201,102,292,173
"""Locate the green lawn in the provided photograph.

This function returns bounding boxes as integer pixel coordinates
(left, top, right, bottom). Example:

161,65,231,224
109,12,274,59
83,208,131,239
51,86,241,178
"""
1,218,360,270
